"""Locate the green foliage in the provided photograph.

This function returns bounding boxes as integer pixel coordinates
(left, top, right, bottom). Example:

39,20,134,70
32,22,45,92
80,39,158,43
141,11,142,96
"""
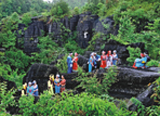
32,36,64,65
55,54,68,73
146,105,160,116
18,95,35,115
127,47,141,66
76,66,118,95
87,32,104,51
131,97,145,116
50,0,69,17
0,82,16,114
4,50,32,74
18,91,136,116
0,0,52,19
151,77,160,104
147,60,160,67
64,31,85,55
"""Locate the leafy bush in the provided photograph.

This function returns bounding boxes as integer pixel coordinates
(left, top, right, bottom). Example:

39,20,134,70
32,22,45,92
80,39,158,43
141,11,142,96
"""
50,0,69,17
127,46,141,66
147,60,160,67
76,66,118,95
130,97,145,116
55,54,68,73
18,91,136,116
32,36,64,64
0,82,16,114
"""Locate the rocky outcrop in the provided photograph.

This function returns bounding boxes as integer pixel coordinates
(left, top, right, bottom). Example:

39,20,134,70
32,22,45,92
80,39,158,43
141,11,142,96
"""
109,67,160,98
16,13,121,54
77,12,98,48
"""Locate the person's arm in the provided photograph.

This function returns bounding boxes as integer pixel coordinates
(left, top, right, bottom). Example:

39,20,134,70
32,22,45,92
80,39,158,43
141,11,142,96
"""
34,86,38,92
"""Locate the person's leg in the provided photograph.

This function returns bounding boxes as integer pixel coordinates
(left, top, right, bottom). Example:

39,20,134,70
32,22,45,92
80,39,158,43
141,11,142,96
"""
55,86,57,93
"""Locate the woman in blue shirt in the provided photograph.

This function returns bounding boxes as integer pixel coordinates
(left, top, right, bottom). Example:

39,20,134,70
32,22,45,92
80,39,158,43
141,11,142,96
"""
32,80,39,97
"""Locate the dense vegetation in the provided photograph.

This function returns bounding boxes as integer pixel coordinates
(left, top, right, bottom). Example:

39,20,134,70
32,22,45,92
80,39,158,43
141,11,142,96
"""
0,0,160,115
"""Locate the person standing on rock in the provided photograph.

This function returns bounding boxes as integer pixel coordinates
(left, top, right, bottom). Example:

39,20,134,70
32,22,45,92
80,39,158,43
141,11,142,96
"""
88,53,94,72
32,80,39,97
112,50,118,65
27,82,34,96
60,75,66,92
54,74,61,94
100,51,107,69
67,53,73,74
48,74,54,94
106,50,113,68
72,53,79,72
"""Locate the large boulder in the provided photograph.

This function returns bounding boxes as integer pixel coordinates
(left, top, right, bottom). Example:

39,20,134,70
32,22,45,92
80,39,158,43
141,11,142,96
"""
109,66,160,98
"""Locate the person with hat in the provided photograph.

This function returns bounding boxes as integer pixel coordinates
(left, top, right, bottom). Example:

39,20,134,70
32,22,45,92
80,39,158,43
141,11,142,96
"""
67,53,73,74
133,53,147,69
48,74,54,94
88,53,94,72
32,80,39,97
72,52,79,72
100,51,107,69
112,50,118,65
27,82,34,96
54,74,61,93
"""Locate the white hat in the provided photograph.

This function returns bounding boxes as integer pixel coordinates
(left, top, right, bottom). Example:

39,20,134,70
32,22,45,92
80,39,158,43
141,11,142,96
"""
113,50,116,53
28,82,32,85
56,74,60,78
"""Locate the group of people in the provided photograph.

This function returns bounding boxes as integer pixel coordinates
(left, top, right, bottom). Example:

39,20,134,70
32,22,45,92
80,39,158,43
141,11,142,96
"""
67,52,79,73
48,74,66,94
88,50,118,72
22,74,66,96
22,80,39,97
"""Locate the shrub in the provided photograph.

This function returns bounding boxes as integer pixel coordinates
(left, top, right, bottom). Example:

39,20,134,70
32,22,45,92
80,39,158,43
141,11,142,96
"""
0,82,16,114
50,0,69,17
127,47,141,66
55,54,68,73
76,66,118,95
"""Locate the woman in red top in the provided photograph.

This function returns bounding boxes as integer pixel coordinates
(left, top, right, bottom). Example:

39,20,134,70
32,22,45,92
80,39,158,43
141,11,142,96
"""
72,52,78,72
100,51,107,69
60,75,66,92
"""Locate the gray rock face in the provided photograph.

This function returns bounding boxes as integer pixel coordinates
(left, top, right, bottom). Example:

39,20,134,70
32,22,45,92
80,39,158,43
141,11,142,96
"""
77,13,98,48
109,67,160,98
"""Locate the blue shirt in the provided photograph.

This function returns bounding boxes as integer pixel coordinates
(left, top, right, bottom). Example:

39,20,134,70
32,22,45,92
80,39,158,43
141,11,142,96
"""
135,57,147,67
33,85,39,97
27,86,34,95
67,56,72,67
